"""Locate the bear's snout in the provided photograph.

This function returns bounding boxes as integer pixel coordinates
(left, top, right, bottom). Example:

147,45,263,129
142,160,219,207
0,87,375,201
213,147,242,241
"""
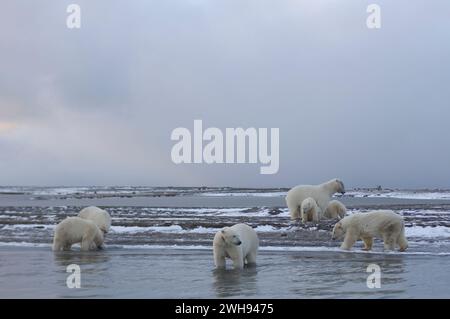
236,240,242,246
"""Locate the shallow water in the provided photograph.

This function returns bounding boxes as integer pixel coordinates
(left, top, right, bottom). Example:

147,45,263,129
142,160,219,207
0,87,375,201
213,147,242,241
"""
1,247,449,298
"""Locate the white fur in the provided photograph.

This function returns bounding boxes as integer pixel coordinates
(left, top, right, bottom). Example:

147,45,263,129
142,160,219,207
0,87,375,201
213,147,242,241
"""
213,223,259,269
78,206,111,233
300,197,320,223
286,178,345,220
331,210,408,251
52,217,104,251
323,200,346,219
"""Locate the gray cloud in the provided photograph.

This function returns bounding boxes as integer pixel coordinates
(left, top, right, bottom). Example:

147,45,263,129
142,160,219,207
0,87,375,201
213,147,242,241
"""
1,0,450,187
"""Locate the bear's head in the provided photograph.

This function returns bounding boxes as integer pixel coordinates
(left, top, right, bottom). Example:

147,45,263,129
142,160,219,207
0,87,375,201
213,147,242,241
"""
99,221,111,234
302,198,315,213
334,179,345,194
220,227,242,246
98,210,112,234
331,221,345,240
337,205,347,219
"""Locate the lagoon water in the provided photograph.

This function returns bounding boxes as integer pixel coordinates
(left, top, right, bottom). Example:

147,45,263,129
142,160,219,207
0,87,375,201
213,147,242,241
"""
1,247,449,298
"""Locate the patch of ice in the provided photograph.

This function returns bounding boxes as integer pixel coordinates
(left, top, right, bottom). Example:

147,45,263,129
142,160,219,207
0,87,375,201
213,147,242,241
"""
254,225,278,232
346,190,450,200
188,226,219,234
111,225,220,234
111,225,183,233
405,226,450,238
200,192,287,197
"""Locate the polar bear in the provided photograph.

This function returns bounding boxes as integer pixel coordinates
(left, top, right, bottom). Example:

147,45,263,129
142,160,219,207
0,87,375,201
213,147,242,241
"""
52,217,104,251
78,206,111,234
331,210,408,251
323,200,346,219
213,223,259,269
286,178,345,220
300,197,320,223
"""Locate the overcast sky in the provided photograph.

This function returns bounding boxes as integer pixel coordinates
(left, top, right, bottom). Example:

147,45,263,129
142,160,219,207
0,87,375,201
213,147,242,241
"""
1,0,449,188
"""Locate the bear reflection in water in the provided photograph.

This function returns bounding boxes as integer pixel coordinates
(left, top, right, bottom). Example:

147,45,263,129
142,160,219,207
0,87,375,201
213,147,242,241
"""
53,250,111,268
212,266,258,298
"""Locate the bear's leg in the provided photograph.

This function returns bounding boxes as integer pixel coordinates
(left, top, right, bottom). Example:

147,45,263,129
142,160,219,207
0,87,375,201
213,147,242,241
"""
246,252,257,265
295,206,302,220
397,229,408,252
233,258,244,269
52,232,64,251
53,237,72,251
340,232,357,250
213,246,226,268
81,229,95,251
93,232,104,249
230,249,244,269
311,209,319,223
301,211,308,223
327,209,336,219
362,237,373,251
290,206,301,220
80,240,92,251
390,236,397,251
382,234,396,251
52,241,62,251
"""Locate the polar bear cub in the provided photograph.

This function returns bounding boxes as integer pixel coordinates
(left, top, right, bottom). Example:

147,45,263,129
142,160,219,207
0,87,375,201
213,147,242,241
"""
300,197,320,223
53,217,104,251
78,206,111,234
213,223,259,269
323,200,346,219
331,210,408,251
